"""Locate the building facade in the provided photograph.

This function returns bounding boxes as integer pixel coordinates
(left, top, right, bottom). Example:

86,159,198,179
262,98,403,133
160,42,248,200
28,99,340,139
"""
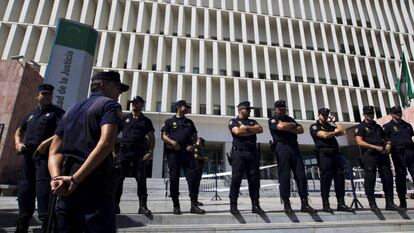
1,0,413,177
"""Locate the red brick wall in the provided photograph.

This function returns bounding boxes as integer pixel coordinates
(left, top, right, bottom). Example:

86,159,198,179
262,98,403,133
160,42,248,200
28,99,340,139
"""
0,60,42,184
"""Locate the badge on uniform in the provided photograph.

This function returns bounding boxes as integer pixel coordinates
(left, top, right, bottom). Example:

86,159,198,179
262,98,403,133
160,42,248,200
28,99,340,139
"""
364,127,370,133
45,113,51,117
172,122,177,128
393,126,398,132
125,118,130,123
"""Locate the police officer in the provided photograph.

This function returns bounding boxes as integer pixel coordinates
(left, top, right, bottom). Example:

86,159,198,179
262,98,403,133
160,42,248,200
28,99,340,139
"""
14,84,65,233
310,108,353,212
355,106,402,212
268,100,316,214
48,71,128,232
228,101,264,215
383,106,414,210
115,96,154,216
161,100,205,215
193,137,207,206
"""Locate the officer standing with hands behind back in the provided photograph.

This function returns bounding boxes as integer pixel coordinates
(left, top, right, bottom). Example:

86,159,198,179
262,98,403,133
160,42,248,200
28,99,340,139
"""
14,84,65,233
355,106,403,212
268,100,316,214
310,108,353,213
161,100,205,215
228,101,264,215
383,106,414,210
48,71,128,232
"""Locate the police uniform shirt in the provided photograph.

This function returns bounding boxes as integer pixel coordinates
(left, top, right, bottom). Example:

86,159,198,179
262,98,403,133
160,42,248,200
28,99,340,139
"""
228,116,258,147
383,119,414,147
161,115,197,147
55,93,123,160
20,104,65,148
354,120,386,147
268,115,299,144
310,120,339,149
121,113,155,144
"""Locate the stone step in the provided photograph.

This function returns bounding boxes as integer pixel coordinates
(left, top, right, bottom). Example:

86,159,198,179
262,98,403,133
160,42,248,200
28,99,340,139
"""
116,220,414,233
115,210,414,226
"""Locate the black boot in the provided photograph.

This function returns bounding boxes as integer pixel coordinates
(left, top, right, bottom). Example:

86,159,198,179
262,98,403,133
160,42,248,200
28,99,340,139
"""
138,198,152,217
15,216,30,233
337,197,353,212
282,197,294,215
400,197,407,211
300,197,317,213
197,201,204,206
322,197,333,213
251,199,265,214
368,197,380,212
385,197,404,212
230,198,240,215
172,197,182,215
190,196,205,214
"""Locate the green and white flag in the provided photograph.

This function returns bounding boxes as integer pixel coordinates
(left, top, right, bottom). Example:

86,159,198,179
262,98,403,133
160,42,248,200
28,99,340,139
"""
44,18,97,110
396,50,414,108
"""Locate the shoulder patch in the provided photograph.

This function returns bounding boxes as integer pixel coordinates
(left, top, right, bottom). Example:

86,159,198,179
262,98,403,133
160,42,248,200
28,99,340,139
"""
355,128,358,134
27,115,33,122
45,113,51,117
117,109,123,118
229,120,233,125
125,118,130,123
271,119,276,123
312,125,317,130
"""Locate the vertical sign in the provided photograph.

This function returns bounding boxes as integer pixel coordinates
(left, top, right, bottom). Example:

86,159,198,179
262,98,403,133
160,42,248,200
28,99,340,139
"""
44,18,98,110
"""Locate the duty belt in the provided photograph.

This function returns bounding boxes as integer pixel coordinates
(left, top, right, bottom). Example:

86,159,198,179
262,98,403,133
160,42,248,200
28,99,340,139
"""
232,145,256,151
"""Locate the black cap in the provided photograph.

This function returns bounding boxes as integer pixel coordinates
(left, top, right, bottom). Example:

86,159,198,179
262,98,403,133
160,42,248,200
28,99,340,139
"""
318,107,330,115
237,101,254,109
128,96,144,104
274,100,286,108
363,106,375,114
92,71,129,92
175,100,191,109
38,84,54,92
391,106,402,114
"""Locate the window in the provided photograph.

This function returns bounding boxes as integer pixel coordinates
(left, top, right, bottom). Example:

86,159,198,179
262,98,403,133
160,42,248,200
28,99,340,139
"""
293,110,302,119
270,74,277,80
233,71,240,77
200,104,206,114
193,67,199,74
219,69,227,75
342,113,350,122
213,105,221,115
227,106,235,115
307,77,315,83
166,65,171,72
306,111,315,120
170,102,176,113
295,76,303,82
156,101,161,112
342,80,349,86
259,73,266,79
319,78,327,84
254,108,262,117
138,63,142,70
180,66,185,72
331,79,338,85
152,64,156,71
246,72,254,78
206,68,213,74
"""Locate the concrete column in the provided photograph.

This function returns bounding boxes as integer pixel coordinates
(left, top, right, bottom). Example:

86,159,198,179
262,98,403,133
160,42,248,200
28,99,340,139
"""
152,139,165,178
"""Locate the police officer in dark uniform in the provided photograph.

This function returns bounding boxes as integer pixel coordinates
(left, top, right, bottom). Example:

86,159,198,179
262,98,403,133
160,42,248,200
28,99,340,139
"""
228,101,264,215
115,96,155,216
14,84,65,233
383,106,414,210
193,137,207,206
355,106,402,212
48,71,128,232
268,100,316,214
161,100,205,215
310,108,353,212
